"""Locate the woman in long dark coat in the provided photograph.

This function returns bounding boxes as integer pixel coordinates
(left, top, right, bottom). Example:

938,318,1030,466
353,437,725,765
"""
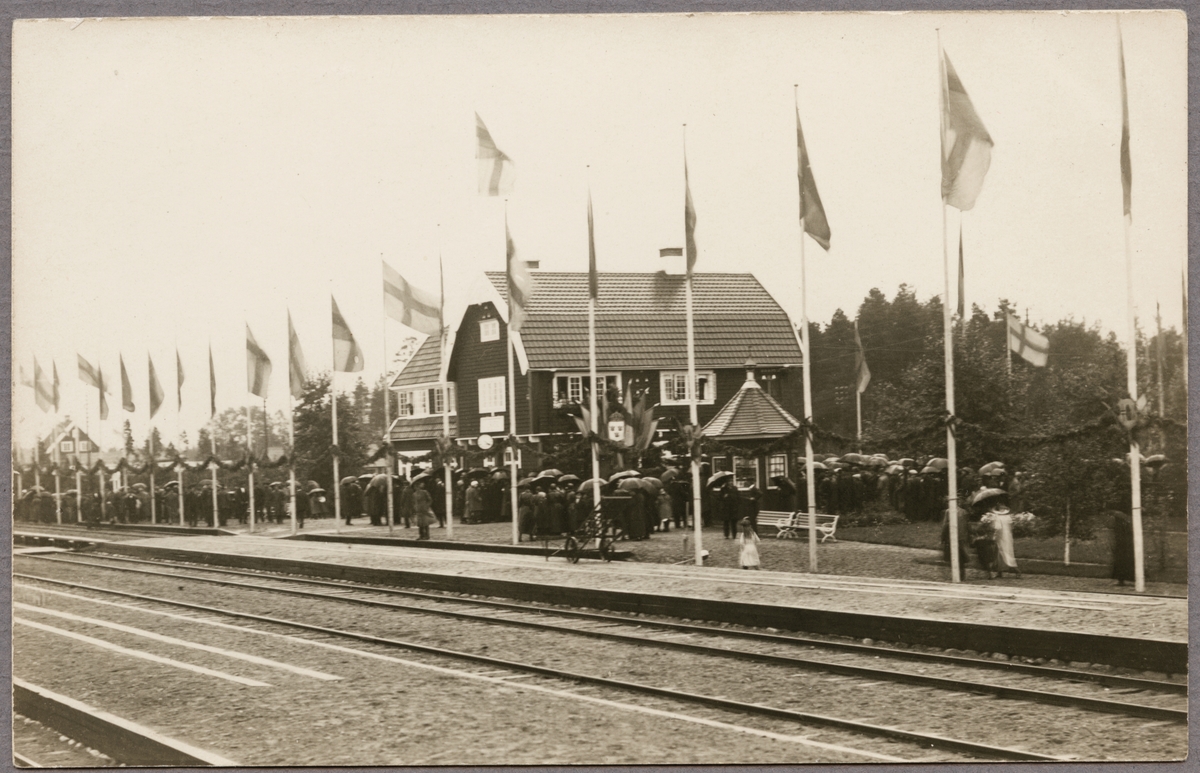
1112,510,1135,586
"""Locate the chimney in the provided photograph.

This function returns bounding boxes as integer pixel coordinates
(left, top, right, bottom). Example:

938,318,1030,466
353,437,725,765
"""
525,260,540,270
744,356,758,383
659,247,685,276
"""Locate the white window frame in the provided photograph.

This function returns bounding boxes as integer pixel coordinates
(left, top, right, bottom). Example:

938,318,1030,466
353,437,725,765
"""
478,376,507,414
60,440,75,454
479,319,500,343
711,455,732,474
394,383,457,418
552,372,622,408
767,454,788,486
733,456,759,490
660,371,716,405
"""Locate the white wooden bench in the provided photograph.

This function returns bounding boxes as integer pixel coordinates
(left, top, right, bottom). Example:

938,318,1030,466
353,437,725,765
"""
758,510,839,542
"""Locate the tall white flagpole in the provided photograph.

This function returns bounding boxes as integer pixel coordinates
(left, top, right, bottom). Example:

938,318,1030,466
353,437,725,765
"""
1124,216,1144,592
506,204,520,546
587,190,602,534
289,395,298,535
209,431,219,527
177,464,185,526
683,125,704,567
245,405,256,533
331,375,341,533
937,34,962,583
795,87,819,575
382,284,395,537
53,443,62,524
440,256,454,539
148,428,156,524
74,461,83,524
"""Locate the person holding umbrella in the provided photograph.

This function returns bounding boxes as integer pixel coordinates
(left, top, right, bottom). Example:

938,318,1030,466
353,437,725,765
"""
412,480,435,540
464,479,484,524
975,488,1021,579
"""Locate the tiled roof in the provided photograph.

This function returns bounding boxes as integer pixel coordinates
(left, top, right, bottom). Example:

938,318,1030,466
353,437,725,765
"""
703,374,800,439
389,415,457,442
391,336,442,387
484,272,802,370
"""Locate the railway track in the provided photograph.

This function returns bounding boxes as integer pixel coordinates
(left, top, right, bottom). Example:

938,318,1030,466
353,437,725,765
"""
15,552,1187,761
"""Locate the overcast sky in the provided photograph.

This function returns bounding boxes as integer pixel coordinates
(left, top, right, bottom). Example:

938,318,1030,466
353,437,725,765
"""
11,10,1186,452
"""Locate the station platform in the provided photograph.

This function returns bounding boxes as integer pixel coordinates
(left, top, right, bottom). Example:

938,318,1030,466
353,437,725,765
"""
78,531,1187,673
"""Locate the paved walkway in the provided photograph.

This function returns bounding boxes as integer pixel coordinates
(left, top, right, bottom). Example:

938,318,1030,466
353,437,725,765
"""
98,532,1187,643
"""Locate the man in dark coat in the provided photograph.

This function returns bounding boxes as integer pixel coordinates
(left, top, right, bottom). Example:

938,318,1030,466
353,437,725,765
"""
1111,510,1135,586
340,479,362,526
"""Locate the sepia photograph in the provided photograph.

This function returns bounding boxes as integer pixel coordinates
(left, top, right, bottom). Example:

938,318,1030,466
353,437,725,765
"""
9,8,1189,766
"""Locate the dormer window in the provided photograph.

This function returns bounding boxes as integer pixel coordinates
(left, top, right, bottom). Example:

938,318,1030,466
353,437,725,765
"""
479,319,500,342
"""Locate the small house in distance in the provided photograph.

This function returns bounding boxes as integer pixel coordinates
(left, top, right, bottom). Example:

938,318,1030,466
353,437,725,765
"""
389,269,804,484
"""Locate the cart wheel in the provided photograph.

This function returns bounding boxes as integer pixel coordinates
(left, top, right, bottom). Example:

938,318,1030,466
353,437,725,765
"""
564,535,582,564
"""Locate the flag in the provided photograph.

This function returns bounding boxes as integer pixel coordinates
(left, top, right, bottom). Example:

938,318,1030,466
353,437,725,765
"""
331,296,365,372
1118,30,1132,218
588,192,598,300
148,354,165,418
97,367,109,420
33,358,53,413
940,52,993,211
208,345,217,417
957,225,966,318
382,261,441,336
796,106,831,251
246,325,272,397
854,320,871,393
119,354,135,413
506,217,532,333
52,361,60,413
288,311,308,399
476,113,515,196
684,158,698,276
176,349,185,411
78,354,100,389
1007,314,1049,367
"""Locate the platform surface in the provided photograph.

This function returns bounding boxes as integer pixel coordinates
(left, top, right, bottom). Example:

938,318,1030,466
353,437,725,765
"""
90,534,1187,643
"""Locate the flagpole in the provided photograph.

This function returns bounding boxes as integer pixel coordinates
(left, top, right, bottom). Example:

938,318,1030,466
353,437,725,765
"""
75,462,83,524
210,429,219,527
245,405,256,533
1124,214,1144,592
148,428,156,524
587,187,602,536
54,442,62,524
855,385,862,455
506,203,520,547
332,373,341,533
177,463,185,526
683,125,704,568
289,394,298,535
937,35,962,583
1155,302,1165,417
382,271,395,536
440,255,454,539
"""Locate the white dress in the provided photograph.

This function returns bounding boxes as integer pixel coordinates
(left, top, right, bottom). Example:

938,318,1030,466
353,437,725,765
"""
737,530,761,568
990,511,1018,571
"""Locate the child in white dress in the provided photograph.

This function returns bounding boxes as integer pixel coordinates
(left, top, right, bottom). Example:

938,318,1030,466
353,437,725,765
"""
737,516,761,570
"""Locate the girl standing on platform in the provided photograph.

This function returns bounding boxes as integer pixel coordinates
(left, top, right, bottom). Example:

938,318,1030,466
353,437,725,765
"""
737,516,760,570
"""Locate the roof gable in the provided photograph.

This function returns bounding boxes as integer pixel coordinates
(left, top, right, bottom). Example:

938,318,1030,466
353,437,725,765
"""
482,272,802,370
703,376,800,439
391,336,442,387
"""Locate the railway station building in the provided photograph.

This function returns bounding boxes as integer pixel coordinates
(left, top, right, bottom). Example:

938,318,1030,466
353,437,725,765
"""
389,269,805,475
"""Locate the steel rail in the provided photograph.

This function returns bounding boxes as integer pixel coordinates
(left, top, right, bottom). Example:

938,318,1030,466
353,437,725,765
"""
23,551,1187,695
12,571,1064,762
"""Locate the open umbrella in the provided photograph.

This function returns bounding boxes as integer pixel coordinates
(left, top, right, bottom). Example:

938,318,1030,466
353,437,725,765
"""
411,471,433,484
925,458,949,471
517,477,537,488
617,477,643,493
842,453,864,464
885,464,905,475
357,473,375,484
368,473,390,490
639,477,662,494
536,468,564,479
557,474,581,486
340,476,357,486
578,478,607,495
491,469,509,480
464,468,491,480
608,469,641,481
660,467,680,483
897,458,916,467
707,470,735,488
971,487,1008,507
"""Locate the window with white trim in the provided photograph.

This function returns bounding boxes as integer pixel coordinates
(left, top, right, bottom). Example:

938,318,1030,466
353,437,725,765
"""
395,384,457,417
660,371,715,405
478,376,507,414
479,319,500,342
733,456,759,490
767,454,787,484
553,373,621,408
711,456,732,473
60,440,75,454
